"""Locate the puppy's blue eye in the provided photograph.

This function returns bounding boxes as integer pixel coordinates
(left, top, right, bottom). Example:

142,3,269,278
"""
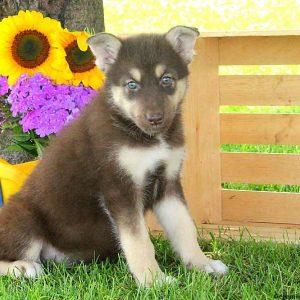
161,75,174,87
127,80,138,90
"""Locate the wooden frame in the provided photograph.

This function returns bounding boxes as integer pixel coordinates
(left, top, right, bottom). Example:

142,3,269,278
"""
147,31,300,241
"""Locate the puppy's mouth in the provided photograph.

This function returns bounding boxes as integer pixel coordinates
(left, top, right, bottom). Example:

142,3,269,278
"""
144,124,165,135
136,118,171,136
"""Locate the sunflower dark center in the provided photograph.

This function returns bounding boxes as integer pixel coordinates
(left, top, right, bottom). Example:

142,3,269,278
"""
12,30,50,68
65,40,95,73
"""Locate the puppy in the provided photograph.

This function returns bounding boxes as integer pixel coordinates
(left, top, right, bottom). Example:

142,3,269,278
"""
0,26,228,286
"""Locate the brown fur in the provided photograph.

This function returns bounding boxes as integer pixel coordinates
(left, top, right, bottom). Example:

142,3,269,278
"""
0,33,187,262
0,27,229,285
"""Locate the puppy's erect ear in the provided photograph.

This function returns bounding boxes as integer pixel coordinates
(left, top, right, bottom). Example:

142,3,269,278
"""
87,33,122,73
165,26,199,64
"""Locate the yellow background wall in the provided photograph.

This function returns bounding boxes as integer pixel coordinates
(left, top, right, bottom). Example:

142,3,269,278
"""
104,0,300,34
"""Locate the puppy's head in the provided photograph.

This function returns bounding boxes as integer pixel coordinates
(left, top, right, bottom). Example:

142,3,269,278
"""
88,26,199,135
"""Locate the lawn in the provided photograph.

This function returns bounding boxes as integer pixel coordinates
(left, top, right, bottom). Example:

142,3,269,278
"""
0,235,299,299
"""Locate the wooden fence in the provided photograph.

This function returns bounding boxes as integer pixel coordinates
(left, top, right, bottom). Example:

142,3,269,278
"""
147,31,300,241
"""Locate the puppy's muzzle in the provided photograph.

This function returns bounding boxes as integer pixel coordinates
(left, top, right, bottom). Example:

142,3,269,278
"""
146,112,164,126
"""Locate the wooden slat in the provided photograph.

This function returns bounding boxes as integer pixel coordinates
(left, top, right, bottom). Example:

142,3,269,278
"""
221,152,300,184
222,189,300,224
221,113,300,145
201,30,300,37
220,75,300,106
197,224,300,242
219,36,300,65
151,223,300,242
182,37,222,223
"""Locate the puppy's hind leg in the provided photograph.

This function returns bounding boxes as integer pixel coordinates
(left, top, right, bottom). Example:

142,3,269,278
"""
0,197,44,278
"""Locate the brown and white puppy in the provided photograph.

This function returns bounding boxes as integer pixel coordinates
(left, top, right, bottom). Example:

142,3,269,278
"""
0,26,228,286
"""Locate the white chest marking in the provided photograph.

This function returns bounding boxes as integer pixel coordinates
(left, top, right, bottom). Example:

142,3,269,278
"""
117,140,185,186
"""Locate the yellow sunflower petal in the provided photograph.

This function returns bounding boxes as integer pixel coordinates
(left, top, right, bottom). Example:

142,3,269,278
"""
0,57,20,75
8,71,21,86
51,57,68,70
88,75,101,90
0,10,68,85
0,20,15,34
76,32,90,51
57,31,104,89
12,13,26,31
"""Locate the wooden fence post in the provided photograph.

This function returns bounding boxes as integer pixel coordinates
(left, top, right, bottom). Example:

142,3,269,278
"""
182,37,222,224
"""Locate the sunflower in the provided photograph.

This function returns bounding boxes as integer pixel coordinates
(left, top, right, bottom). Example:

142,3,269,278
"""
0,10,72,86
54,30,105,89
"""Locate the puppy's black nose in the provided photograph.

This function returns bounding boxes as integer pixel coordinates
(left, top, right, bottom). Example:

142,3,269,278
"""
146,113,164,125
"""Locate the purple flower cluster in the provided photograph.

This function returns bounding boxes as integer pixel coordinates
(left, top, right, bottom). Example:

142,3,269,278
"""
8,73,96,137
0,76,9,97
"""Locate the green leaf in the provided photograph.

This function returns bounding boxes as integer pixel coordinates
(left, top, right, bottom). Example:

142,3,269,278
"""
5,144,25,152
2,123,17,129
5,143,36,157
34,139,45,158
16,142,36,151
12,126,23,134
11,133,31,142
37,138,49,146
29,130,36,139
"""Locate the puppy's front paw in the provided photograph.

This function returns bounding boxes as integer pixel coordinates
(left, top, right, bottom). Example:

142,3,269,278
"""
208,259,228,275
188,258,228,276
154,273,177,286
200,259,228,276
136,270,176,288
7,260,43,278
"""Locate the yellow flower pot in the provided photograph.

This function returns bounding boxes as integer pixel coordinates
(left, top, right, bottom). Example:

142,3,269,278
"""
0,159,38,205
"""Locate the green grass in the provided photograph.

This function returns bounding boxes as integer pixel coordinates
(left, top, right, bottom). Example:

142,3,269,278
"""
0,235,299,299
220,105,300,114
